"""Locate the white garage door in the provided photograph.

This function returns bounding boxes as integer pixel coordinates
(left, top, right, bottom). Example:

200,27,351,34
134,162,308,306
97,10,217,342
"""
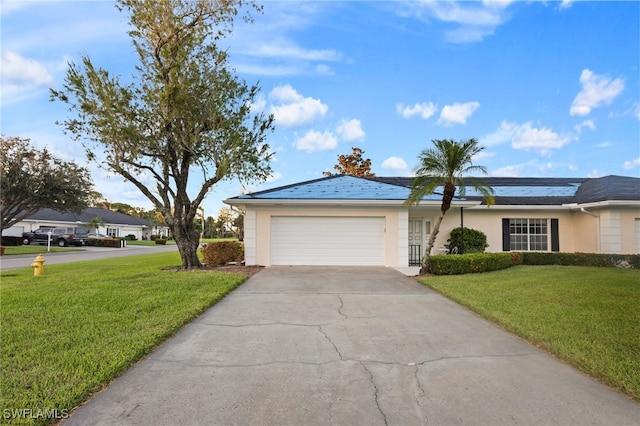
271,216,385,266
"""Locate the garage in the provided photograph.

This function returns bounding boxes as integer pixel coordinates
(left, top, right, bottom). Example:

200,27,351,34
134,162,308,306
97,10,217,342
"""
270,216,385,266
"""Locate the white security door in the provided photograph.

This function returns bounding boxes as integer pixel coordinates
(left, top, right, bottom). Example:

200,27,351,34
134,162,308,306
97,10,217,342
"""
408,220,422,265
271,216,385,266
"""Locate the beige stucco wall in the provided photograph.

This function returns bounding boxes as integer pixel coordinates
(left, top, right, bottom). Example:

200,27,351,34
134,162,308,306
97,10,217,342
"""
419,206,640,254
581,206,640,254
241,202,639,267
410,207,601,254
244,206,405,267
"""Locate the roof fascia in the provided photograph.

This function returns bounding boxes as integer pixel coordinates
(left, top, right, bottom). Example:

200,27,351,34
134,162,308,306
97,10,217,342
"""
564,200,640,209
225,199,481,208
469,204,570,211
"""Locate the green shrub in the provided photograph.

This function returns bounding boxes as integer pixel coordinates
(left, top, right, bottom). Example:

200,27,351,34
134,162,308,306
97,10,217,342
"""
1,236,23,246
521,252,639,269
428,252,522,275
447,227,488,253
86,238,122,248
124,234,137,241
427,251,639,275
201,241,243,266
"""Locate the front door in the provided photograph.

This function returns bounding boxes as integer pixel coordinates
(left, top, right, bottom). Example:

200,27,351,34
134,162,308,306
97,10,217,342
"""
408,220,422,266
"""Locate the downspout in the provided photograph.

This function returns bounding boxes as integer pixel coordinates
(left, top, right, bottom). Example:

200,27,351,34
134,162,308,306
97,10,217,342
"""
580,207,600,253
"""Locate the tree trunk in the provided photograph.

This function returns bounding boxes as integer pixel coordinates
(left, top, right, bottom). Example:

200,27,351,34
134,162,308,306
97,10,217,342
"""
419,183,456,274
419,211,446,275
171,219,202,270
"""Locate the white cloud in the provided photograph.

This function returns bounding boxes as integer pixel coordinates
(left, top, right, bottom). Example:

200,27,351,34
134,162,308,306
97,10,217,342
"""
266,172,283,183
570,69,624,116
270,84,303,103
242,40,342,62
472,151,495,161
623,157,640,170
250,94,266,113
1,50,54,105
381,156,408,175
480,120,516,146
445,27,495,43
511,122,570,153
269,84,328,127
558,0,574,10
482,121,571,154
396,102,437,119
438,101,480,125
336,119,365,142
402,0,513,43
574,119,596,134
294,130,337,153
492,164,526,177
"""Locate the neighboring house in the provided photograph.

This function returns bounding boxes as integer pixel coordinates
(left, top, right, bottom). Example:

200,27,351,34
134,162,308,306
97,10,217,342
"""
7,207,164,241
224,174,640,271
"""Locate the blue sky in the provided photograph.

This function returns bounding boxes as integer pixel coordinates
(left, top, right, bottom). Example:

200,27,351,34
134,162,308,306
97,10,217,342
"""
2,0,639,216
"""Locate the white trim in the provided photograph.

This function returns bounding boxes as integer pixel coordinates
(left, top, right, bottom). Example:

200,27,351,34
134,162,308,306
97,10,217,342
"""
244,210,257,265
398,211,409,267
564,200,640,208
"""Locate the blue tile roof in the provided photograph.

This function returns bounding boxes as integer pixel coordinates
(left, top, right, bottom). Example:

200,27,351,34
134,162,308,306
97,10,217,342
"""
237,175,442,201
229,174,640,206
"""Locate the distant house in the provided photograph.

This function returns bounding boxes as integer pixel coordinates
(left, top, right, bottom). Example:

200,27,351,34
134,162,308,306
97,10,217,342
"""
7,207,167,240
224,175,640,272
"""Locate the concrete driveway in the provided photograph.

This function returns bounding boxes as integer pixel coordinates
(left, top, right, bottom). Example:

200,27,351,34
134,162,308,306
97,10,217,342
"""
64,266,639,425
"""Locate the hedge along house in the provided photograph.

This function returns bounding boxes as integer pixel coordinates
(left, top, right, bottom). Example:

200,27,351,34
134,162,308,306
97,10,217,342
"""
224,174,640,274
9,207,157,241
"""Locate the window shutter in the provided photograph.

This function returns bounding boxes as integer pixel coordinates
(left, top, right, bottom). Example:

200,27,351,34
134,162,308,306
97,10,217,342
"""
502,218,510,251
551,219,559,252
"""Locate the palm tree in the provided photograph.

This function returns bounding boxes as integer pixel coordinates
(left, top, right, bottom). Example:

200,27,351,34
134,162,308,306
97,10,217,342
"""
404,138,494,274
86,216,106,233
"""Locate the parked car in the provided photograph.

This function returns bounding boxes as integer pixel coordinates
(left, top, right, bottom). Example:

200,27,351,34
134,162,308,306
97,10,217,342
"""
28,226,89,247
22,227,54,245
88,233,109,239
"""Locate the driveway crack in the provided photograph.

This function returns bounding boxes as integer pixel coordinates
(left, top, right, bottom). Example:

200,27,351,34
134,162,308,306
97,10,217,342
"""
318,325,344,360
337,295,347,319
360,362,388,426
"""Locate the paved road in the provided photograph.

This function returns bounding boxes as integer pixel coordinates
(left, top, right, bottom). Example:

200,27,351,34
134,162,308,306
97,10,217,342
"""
0,244,178,270
64,266,639,426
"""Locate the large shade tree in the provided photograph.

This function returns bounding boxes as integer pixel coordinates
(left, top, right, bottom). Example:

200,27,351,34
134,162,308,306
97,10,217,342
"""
404,138,494,274
0,136,93,237
51,0,275,269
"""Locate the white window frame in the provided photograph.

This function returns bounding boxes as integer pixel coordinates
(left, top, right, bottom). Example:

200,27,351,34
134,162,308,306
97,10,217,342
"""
509,218,549,251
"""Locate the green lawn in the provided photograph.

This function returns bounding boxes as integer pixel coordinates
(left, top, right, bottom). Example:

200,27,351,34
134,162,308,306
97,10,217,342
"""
0,252,246,425
420,265,640,400
1,245,80,255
